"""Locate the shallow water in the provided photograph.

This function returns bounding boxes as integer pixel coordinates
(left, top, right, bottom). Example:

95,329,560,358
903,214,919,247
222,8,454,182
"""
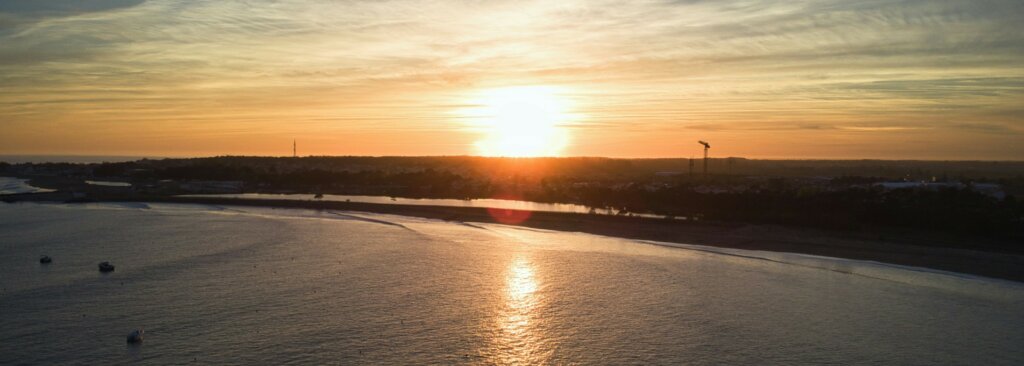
85,180,132,187
186,193,672,219
0,177,54,195
1,202,1022,365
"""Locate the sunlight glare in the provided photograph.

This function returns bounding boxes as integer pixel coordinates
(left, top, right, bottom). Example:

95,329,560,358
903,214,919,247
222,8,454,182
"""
463,86,574,157
491,254,548,363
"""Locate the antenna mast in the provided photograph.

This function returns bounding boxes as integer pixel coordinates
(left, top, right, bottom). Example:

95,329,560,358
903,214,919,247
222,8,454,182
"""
698,141,710,178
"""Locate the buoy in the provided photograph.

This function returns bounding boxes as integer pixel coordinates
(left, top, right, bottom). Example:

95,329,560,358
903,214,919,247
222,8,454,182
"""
98,261,115,272
127,329,144,344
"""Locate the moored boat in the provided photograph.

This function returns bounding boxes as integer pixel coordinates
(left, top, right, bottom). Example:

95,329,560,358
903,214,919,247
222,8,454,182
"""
98,261,115,272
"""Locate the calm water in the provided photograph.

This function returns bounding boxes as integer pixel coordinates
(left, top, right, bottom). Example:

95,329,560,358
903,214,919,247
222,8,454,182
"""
0,177,54,195
86,180,133,187
1,202,1023,365
188,193,670,219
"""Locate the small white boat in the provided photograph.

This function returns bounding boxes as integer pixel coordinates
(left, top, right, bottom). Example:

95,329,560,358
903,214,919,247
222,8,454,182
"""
127,329,144,343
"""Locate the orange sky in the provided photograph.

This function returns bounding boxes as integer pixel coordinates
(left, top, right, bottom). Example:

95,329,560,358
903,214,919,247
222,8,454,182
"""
1,0,1023,159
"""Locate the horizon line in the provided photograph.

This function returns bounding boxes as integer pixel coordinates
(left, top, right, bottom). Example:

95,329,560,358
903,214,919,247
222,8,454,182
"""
2,154,1024,163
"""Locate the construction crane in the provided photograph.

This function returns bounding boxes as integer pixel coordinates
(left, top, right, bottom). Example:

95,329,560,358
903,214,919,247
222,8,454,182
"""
698,140,710,177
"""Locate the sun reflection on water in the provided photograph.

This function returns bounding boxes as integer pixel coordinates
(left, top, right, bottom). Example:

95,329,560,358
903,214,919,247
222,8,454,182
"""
508,257,538,302
491,254,548,364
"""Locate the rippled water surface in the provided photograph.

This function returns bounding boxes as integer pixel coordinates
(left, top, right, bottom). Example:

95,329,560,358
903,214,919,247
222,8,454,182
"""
1,202,1023,365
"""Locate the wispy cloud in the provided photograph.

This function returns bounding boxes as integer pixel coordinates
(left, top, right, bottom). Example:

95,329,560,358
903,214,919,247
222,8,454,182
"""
1,0,1022,158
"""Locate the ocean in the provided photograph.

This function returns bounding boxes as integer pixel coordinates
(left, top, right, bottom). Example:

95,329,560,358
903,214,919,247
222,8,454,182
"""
1,202,1022,364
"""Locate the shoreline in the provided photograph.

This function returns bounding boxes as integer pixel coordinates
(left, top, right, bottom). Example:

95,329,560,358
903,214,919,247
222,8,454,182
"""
127,195,1024,282
5,191,1024,282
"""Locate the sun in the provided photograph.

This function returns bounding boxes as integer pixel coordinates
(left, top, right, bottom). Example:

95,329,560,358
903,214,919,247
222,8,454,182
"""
463,86,573,157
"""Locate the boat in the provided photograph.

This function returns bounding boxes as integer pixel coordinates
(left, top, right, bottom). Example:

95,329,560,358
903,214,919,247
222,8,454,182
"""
126,329,144,344
39,255,52,264
98,261,115,272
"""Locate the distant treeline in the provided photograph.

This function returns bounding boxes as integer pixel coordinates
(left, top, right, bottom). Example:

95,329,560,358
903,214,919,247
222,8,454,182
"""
559,183,1022,239
77,155,1024,180
4,156,1023,243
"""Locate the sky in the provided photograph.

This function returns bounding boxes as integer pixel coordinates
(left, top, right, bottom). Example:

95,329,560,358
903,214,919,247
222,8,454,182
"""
1,0,1022,159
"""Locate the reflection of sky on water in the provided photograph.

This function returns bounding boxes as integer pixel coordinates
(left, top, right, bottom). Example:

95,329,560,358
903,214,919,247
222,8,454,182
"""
191,193,671,218
3,203,1023,364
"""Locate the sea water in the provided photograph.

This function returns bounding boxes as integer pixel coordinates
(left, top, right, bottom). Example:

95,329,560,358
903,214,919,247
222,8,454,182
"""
1,202,1022,364
183,193,647,217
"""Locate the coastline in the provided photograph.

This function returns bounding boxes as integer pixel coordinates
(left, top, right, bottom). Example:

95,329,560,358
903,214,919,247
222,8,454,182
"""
132,195,1024,282
4,190,1024,282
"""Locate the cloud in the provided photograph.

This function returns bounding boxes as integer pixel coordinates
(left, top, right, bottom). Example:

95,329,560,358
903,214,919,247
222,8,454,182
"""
685,123,837,131
837,126,926,132
0,0,1023,158
949,122,1023,134
0,0,145,15
0,0,145,34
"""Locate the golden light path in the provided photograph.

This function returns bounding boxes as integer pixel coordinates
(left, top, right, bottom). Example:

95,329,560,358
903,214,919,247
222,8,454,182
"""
462,86,575,157
493,254,547,364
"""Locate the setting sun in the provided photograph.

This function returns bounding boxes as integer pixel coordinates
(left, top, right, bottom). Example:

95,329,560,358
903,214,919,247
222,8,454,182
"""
463,86,575,157
3,1,1024,364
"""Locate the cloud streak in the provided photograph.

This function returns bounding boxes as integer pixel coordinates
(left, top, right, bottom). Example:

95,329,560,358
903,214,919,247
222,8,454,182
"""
1,0,1022,159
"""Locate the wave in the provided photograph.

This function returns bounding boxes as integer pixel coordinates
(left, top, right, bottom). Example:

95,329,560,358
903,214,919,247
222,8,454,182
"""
121,202,413,231
93,202,151,210
326,211,410,230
